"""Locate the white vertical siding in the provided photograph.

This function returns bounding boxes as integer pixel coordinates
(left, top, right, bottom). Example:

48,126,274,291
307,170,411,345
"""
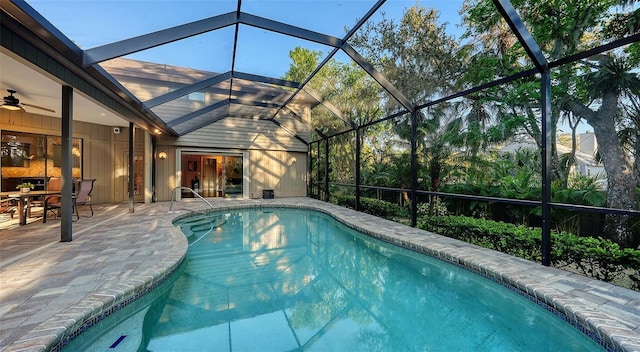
164,117,309,152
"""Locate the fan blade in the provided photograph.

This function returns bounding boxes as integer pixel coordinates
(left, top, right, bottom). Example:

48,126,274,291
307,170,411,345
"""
21,102,56,113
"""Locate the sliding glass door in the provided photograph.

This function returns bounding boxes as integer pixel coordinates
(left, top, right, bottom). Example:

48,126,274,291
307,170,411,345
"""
180,152,243,198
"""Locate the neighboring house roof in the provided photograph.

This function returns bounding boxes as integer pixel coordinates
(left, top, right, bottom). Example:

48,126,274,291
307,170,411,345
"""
100,58,317,138
497,139,600,167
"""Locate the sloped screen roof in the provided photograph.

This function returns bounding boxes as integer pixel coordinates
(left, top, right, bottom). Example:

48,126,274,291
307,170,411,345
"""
17,0,638,141
16,0,464,139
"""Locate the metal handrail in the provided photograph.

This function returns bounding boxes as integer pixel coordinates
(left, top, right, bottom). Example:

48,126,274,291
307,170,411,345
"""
169,187,214,212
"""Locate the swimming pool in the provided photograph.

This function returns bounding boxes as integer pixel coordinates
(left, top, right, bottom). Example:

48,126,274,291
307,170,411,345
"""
63,207,604,351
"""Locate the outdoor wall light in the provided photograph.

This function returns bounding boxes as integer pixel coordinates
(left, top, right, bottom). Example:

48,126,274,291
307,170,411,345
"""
158,151,167,160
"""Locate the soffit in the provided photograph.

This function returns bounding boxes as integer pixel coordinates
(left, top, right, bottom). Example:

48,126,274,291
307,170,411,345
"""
0,48,130,127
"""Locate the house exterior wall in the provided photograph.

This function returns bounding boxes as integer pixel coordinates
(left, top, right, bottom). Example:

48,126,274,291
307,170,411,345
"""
155,117,309,201
1,109,118,204
1,110,310,203
153,147,308,201
579,132,597,156
154,147,178,201
112,127,147,203
248,149,307,199
161,117,309,152
98,58,312,202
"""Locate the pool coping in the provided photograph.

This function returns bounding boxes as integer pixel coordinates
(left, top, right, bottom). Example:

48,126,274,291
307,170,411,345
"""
2,203,188,352
5,198,640,351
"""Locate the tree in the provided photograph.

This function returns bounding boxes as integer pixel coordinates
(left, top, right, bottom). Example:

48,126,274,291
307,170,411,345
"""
557,111,583,188
564,55,640,244
284,47,388,188
618,100,640,183
350,5,473,191
463,0,639,244
283,47,323,83
351,5,464,106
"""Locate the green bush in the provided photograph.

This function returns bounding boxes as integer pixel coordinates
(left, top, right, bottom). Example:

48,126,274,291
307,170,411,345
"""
418,215,640,289
552,232,640,283
331,195,408,219
417,215,542,261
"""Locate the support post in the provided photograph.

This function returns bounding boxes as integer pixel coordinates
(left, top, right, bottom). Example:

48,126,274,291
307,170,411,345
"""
129,122,135,213
324,137,330,202
151,135,157,203
60,85,73,242
355,128,361,211
541,71,552,265
318,141,322,199
410,110,418,227
308,142,313,197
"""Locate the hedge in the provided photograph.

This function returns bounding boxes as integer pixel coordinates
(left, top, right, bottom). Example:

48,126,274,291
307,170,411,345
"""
330,194,408,219
418,215,640,289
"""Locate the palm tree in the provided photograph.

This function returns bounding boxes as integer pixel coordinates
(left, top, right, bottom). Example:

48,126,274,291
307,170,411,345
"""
564,55,640,245
416,105,468,215
616,95,640,185
557,110,583,188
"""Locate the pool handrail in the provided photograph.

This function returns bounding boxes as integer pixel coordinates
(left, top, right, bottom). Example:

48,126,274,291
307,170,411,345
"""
169,186,214,212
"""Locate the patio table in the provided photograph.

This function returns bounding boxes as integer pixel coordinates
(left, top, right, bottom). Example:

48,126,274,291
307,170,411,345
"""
0,190,62,225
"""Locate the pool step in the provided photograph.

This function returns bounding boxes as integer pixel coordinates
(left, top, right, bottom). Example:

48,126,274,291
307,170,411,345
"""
175,213,242,243
177,215,224,239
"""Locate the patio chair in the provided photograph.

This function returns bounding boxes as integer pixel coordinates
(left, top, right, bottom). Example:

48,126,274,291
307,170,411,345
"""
73,179,96,220
43,177,62,219
44,178,95,221
0,197,16,219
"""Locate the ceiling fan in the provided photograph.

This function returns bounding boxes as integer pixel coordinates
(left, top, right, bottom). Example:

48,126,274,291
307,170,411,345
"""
1,89,56,113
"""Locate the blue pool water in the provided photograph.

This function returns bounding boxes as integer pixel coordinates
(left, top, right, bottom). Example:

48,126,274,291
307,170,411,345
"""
63,208,604,351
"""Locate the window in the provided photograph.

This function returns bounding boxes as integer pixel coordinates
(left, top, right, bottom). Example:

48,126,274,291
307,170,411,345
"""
1,131,83,191
178,91,205,102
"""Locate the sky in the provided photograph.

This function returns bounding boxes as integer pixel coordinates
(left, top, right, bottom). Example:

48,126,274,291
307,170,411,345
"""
25,0,466,78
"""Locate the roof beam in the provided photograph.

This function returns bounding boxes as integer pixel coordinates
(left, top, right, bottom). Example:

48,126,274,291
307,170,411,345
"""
233,72,300,89
229,98,281,109
341,43,414,111
280,105,314,129
1,4,177,136
303,87,355,128
142,72,233,110
77,0,412,136
238,12,343,48
167,99,230,128
493,0,548,71
83,12,237,66
269,118,310,145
